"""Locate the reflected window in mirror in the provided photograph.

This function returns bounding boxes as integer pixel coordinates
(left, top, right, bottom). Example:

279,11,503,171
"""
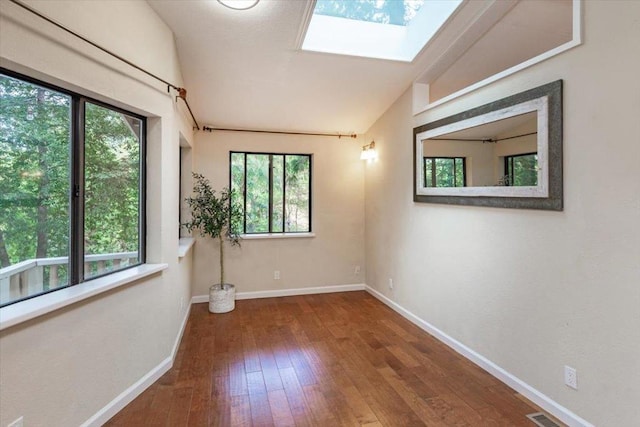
504,152,538,187
424,157,466,188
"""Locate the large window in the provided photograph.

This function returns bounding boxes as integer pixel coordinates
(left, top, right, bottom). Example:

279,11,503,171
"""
230,152,311,234
504,153,538,186
423,157,466,188
0,69,145,307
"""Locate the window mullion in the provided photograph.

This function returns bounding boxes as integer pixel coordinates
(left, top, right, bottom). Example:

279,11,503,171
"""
139,119,147,264
268,154,273,233
243,153,247,234
282,155,286,232
70,98,85,285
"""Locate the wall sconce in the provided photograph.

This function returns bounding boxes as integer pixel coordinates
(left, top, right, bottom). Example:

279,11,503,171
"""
360,141,377,160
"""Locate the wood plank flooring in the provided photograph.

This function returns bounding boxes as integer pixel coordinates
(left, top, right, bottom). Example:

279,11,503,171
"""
106,291,548,426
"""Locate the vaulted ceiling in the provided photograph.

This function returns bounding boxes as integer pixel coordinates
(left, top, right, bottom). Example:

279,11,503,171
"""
148,0,571,134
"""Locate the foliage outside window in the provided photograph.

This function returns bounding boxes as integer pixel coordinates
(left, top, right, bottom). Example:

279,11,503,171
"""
230,152,311,234
314,0,425,26
0,70,144,307
504,153,538,186
424,157,465,188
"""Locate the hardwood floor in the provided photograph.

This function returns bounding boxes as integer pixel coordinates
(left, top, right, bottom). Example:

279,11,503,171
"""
106,291,547,426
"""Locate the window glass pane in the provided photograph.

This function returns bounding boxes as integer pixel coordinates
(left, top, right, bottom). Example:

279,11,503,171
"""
454,158,464,187
230,152,245,233
284,155,310,232
0,74,71,306
271,155,284,233
511,154,538,186
245,154,269,233
424,158,433,187
434,158,455,187
84,102,141,279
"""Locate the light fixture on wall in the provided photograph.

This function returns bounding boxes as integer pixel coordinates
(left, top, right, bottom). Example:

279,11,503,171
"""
360,141,377,160
217,0,259,10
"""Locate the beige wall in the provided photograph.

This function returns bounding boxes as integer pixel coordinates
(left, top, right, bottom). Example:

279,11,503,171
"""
364,2,640,426
0,1,193,425
191,131,365,296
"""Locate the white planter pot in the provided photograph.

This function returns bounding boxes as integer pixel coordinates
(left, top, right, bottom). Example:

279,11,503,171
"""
209,283,235,313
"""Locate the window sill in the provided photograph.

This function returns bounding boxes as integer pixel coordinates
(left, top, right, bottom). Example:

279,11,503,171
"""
178,237,195,258
0,263,168,331
241,232,316,240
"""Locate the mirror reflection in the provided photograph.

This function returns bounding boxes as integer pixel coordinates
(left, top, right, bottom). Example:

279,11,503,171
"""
413,80,562,210
422,111,537,188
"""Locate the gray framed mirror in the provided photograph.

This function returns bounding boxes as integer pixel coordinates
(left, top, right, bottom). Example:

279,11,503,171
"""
413,80,563,210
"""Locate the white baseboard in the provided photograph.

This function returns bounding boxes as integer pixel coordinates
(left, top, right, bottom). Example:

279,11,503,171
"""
192,283,365,304
81,357,172,427
82,301,192,426
172,301,192,361
364,286,594,427
191,294,208,304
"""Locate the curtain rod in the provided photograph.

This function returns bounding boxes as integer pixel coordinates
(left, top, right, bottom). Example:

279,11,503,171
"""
8,0,201,130
203,126,357,139
431,131,537,143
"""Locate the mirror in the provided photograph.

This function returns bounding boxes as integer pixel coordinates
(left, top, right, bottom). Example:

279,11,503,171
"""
413,80,562,210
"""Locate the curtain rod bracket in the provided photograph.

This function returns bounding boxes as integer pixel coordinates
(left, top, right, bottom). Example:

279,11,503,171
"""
7,0,200,130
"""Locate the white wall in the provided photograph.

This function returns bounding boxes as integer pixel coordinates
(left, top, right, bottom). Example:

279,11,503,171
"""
191,131,365,297
364,1,640,426
0,0,193,425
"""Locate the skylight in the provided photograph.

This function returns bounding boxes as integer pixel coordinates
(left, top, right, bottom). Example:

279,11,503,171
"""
314,0,426,26
301,0,463,62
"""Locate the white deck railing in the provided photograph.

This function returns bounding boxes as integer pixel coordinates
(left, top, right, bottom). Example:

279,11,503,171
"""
0,252,138,305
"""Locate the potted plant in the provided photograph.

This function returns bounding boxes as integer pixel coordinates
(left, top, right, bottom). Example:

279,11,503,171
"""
184,173,242,313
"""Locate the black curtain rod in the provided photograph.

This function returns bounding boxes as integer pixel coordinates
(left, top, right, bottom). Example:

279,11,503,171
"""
431,131,537,143
203,126,357,139
8,0,201,130
496,132,537,142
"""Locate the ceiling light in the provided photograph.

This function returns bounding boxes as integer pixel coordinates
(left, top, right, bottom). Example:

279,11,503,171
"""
217,0,259,10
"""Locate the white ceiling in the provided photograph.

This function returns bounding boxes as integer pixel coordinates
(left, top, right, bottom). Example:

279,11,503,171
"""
148,0,572,134
149,0,434,134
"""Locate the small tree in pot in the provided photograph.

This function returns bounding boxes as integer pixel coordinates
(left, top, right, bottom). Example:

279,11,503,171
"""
184,173,242,313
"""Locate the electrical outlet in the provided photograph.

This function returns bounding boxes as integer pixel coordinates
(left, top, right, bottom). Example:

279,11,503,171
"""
354,265,360,275
8,416,23,427
180,297,185,312
564,365,577,389
274,270,280,280
388,278,393,290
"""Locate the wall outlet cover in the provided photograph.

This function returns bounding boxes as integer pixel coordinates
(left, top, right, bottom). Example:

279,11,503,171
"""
564,365,577,389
